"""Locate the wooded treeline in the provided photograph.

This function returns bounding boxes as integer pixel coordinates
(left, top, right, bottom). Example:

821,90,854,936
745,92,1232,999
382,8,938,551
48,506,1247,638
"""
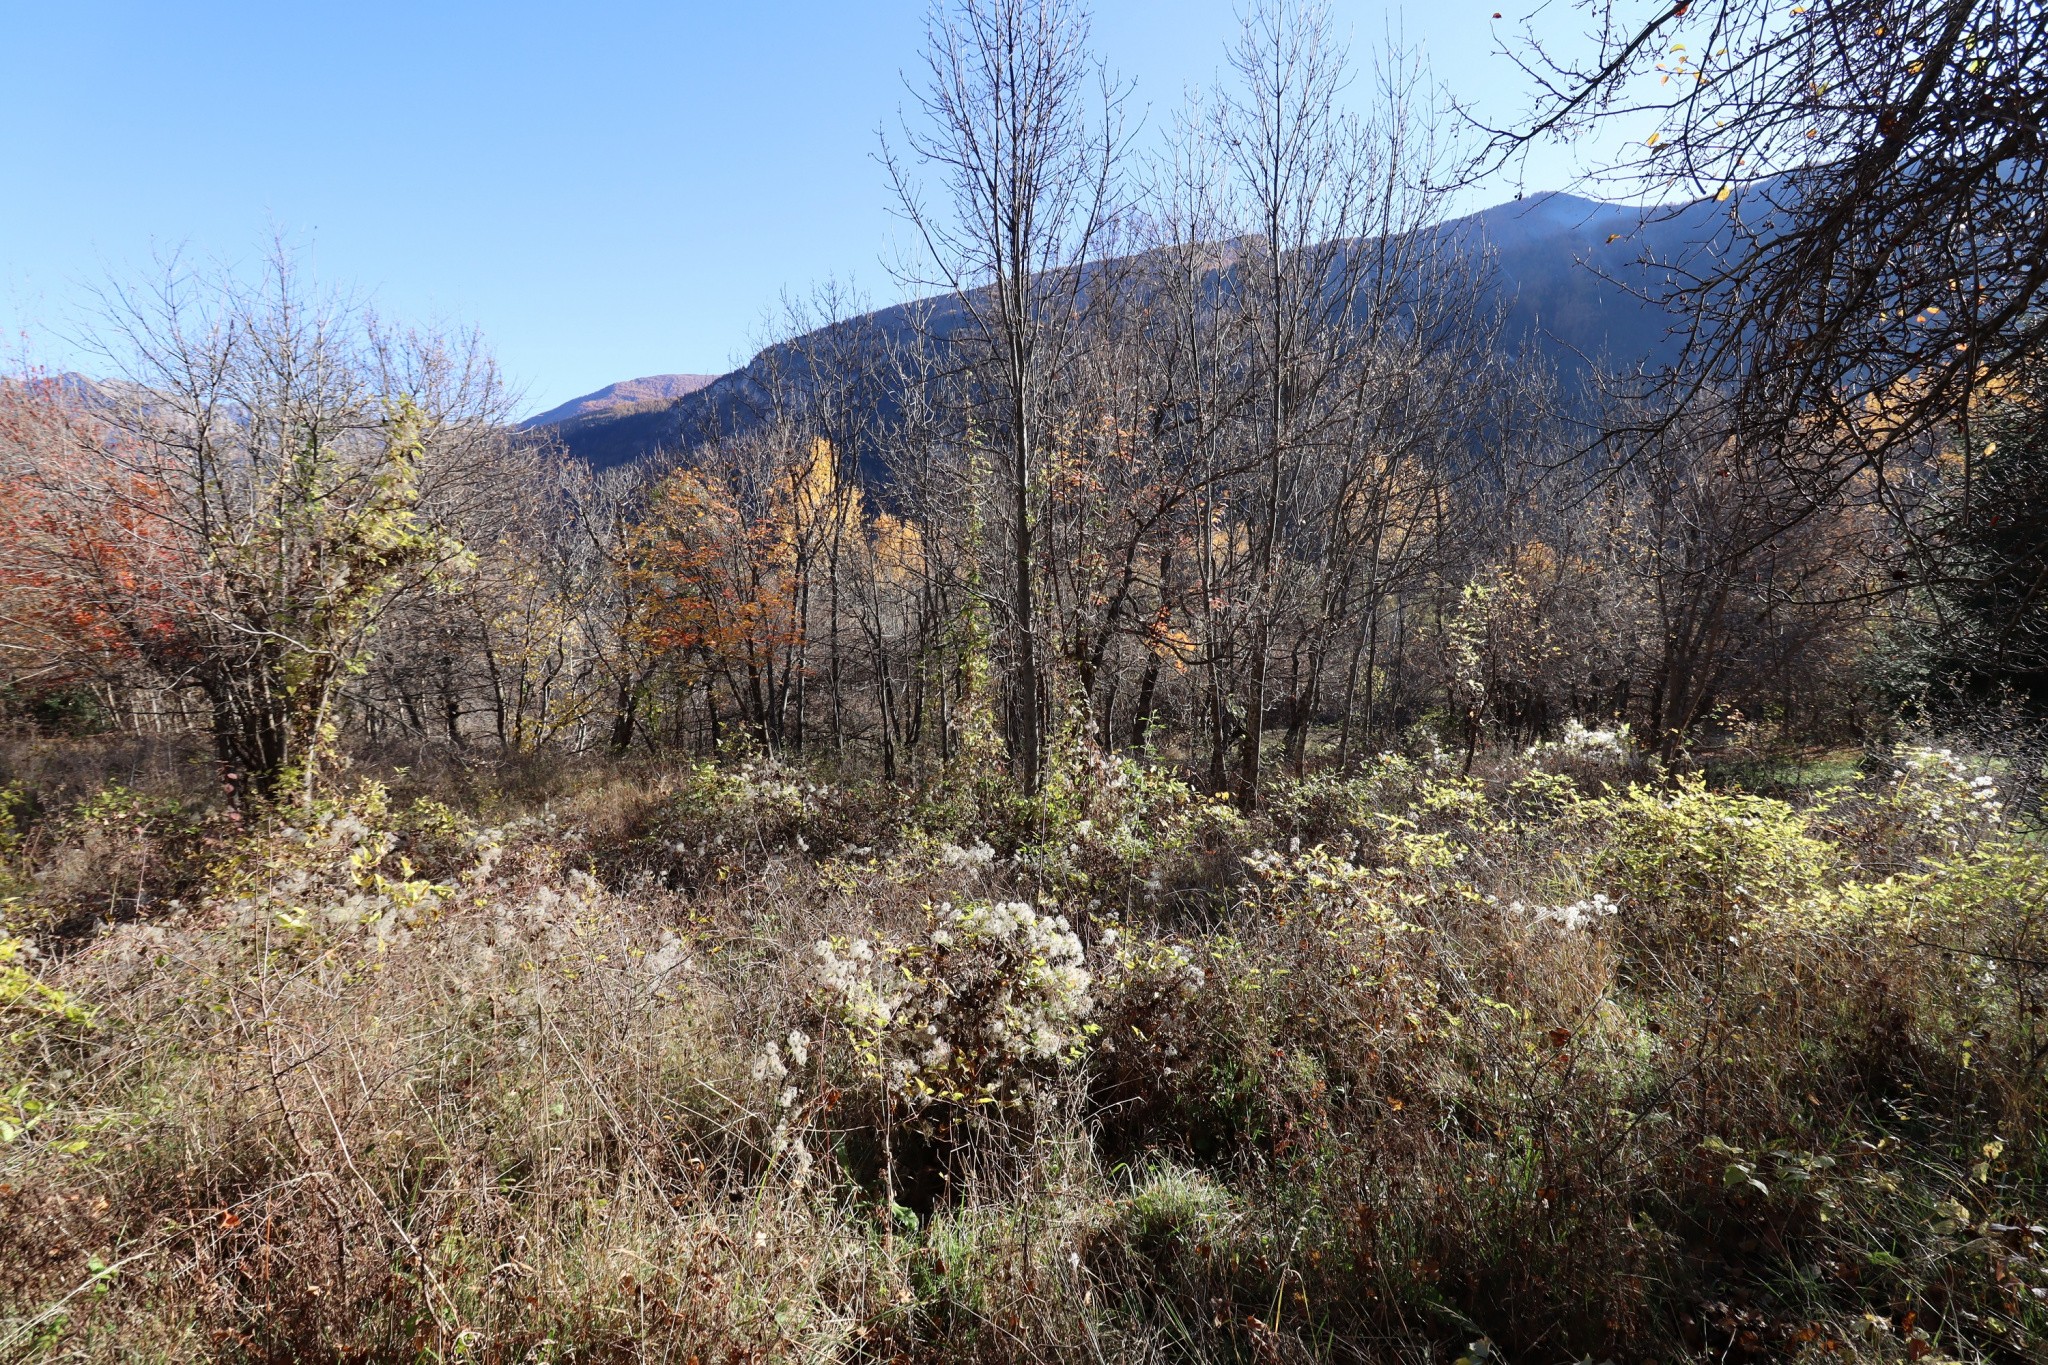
2,0,2038,807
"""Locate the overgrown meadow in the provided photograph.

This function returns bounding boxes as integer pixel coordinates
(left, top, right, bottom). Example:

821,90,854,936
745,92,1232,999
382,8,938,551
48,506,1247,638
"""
3,727,2046,1364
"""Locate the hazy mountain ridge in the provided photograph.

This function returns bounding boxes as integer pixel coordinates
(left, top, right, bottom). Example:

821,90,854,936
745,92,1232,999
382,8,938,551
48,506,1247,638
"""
520,373,720,429
523,189,1738,471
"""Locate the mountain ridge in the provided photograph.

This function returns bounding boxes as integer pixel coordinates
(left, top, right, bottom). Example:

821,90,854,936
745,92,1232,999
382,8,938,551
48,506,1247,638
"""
534,187,1738,470
520,373,720,429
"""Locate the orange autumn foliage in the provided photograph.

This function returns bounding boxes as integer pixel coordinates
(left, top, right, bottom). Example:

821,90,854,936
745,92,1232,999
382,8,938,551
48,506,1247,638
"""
0,377,193,693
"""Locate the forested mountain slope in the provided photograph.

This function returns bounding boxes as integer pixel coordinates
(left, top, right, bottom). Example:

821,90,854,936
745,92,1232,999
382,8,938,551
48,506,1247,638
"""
531,187,1733,469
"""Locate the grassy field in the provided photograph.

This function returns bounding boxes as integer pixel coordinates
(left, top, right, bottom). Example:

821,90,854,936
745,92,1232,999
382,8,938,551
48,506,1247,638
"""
3,732,2046,1363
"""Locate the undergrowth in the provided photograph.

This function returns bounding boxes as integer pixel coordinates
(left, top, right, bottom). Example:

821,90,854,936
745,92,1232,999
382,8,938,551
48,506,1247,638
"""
2,734,2045,1362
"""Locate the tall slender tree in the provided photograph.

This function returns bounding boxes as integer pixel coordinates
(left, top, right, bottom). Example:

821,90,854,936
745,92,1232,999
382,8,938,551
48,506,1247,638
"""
883,0,1126,792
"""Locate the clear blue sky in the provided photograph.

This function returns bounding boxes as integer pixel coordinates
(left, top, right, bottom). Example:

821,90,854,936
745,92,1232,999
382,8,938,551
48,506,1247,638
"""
2,1,1587,417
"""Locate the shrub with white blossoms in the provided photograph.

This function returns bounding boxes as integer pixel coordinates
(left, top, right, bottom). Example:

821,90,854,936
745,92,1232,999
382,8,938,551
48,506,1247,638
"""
1508,892,1620,933
746,1026,818,1173
212,791,471,952
1817,744,2008,870
1022,731,1244,913
641,758,841,879
939,838,997,870
1884,745,2004,841
1525,718,1637,769
811,898,1094,1116
714,759,827,818
186,787,704,1025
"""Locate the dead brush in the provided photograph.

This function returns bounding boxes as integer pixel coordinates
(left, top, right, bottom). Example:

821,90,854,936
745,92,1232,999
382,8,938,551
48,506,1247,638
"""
6,743,2048,1362
1,797,900,1360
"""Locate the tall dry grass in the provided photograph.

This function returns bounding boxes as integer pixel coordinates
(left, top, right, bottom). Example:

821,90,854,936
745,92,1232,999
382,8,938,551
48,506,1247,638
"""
3,738,2046,1362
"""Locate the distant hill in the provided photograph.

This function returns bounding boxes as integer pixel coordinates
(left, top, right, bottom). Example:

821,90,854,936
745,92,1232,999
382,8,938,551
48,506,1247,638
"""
1447,189,1735,378
526,188,1744,471
520,374,719,429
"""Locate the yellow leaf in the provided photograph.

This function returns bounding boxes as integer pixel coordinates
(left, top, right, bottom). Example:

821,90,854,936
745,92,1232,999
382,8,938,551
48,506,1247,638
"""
1716,185,1732,201
1646,131,1661,146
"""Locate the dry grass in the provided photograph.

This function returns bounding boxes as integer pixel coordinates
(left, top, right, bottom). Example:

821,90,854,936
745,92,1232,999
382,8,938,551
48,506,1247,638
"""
3,738,2047,1362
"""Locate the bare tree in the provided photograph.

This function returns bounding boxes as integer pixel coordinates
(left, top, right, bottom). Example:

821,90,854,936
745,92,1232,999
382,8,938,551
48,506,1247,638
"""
1484,0,2048,520
1138,1,1486,802
882,0,1126,792
3,251,497,801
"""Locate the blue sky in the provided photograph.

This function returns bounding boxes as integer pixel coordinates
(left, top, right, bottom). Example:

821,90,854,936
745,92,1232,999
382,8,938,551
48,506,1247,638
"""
2,1,1590,416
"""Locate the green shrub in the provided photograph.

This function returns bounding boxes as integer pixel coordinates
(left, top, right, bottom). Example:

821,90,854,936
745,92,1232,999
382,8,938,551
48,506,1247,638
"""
1594,775,1836,965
